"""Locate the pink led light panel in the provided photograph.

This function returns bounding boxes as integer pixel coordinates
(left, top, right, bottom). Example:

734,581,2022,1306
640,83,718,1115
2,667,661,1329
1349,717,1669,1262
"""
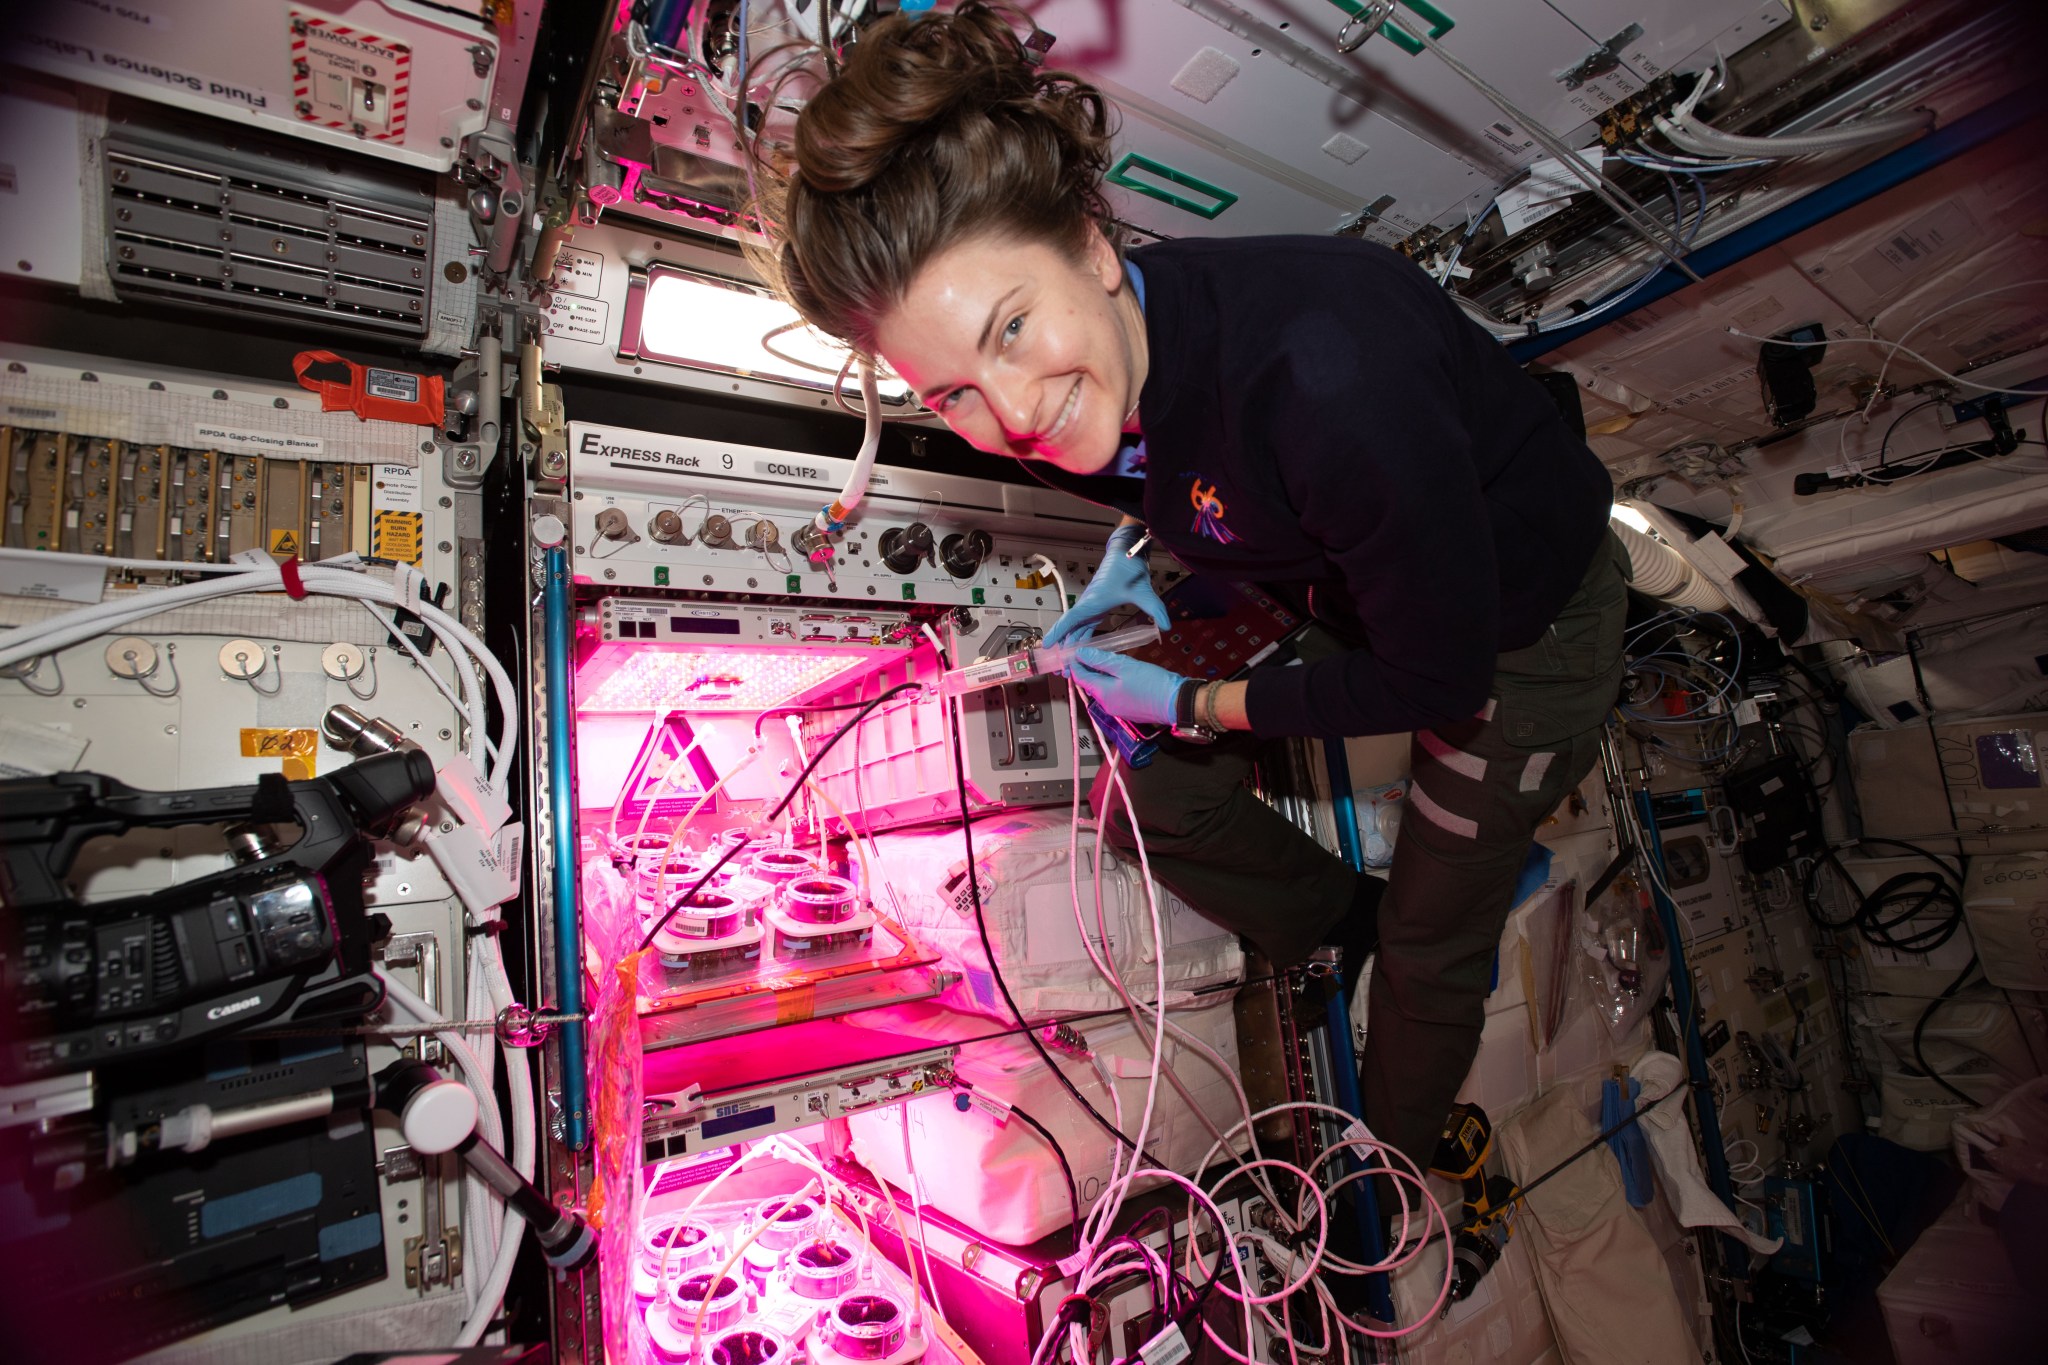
577,646,871,712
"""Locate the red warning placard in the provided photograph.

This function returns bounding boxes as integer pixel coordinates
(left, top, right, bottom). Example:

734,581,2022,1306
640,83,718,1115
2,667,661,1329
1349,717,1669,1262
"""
290,9,411,142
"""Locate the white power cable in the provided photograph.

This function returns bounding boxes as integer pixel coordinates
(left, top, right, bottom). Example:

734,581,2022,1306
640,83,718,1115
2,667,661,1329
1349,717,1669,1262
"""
1025,555,1069,612
816,361,883,534
1401,21,1699,281
0,550,520,791
0,549,526,1330
353,594,493,769
897,1096,948,1324
1655,107,1932,159
379,970,533,1346
478,928,536,1287
1070,744,1171,1257
391,957,499,1317
1044,685,1409,1364
1720,324,2048,397
1650,57,1928,160
1868,280,2048,401
1057,670,1303,1212
464,939,501,1306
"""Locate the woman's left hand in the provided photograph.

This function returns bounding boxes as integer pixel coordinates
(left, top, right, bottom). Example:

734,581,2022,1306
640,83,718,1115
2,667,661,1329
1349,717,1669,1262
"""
1068,647,1190,727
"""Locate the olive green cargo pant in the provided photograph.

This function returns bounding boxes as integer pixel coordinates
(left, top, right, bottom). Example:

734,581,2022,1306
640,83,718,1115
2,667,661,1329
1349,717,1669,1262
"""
1091,533,1629,1169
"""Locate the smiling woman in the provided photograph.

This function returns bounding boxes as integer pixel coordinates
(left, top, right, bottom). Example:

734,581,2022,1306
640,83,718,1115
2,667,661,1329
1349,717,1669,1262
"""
874,234,1145,473
754,7,1145,472
759,5,1117,340
754,1,1628,1181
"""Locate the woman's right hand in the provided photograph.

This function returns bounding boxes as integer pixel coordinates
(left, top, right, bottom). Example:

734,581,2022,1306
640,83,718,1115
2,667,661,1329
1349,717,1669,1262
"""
1041,523,1170,649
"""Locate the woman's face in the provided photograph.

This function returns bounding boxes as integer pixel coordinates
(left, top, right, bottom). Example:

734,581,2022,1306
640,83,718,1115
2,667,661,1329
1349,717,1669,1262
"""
874,229,1146,476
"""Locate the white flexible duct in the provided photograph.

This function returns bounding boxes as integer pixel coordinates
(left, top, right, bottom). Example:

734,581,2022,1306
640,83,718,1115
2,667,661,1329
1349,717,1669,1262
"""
463,930,537,1348
380,969,506,1173
381,968,534,1348
1654,107,1932,160
464,937,503,1304
1613,522,1729,610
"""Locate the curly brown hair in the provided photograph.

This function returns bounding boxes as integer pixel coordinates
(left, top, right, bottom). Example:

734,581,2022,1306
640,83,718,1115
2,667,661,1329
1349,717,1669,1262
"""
755,4,1119,355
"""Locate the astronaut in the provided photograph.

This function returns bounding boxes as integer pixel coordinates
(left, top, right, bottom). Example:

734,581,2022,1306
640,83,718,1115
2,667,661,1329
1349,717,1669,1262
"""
757,3,1628,1175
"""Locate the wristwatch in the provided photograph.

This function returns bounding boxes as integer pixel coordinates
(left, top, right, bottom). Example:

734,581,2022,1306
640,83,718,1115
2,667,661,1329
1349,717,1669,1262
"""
1170,678,1221,745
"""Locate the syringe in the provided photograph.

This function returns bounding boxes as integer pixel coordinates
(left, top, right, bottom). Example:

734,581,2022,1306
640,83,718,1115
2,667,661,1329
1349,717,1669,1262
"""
938,622,1162,700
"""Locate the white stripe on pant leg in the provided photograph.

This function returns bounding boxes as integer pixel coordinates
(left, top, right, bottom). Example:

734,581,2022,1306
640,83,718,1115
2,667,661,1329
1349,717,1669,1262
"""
1519,752,1555,793
1419,729,1487,780
1409,783,1479,839
1476,699,1497,721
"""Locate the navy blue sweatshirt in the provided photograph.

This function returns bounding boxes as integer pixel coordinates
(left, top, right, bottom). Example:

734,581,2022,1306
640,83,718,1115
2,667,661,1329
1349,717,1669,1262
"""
1030,236,1614,740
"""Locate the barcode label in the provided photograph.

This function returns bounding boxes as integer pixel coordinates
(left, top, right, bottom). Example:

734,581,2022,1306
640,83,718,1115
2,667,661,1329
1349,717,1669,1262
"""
366,368,420,402
965,1090,1013,1126
1140,1322,1191,1365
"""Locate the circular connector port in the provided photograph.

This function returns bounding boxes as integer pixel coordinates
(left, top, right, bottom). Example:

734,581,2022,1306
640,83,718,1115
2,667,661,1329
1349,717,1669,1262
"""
939,529,992,579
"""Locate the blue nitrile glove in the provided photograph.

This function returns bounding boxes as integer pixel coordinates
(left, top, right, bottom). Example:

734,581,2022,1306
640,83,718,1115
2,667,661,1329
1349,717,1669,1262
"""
1041,524,1171,649
1068,647,1189,728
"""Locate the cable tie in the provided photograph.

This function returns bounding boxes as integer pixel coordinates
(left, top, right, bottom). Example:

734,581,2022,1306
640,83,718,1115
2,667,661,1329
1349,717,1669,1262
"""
278,555,308,600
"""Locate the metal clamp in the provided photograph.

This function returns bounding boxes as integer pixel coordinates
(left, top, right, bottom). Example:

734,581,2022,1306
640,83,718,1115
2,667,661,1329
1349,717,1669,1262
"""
1336,0,1397,54
497,1002,588,1047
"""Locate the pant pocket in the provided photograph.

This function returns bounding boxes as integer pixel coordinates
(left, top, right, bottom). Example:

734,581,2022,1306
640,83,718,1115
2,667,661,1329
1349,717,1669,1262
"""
1491,546,1627,748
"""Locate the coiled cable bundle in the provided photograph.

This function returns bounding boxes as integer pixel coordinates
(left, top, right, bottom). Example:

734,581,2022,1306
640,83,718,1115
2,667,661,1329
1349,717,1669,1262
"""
1802,838,1982,1105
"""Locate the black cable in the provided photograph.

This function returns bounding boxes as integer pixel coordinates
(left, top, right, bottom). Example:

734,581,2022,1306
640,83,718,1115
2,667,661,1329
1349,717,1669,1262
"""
636,829,757,952
956,1079,1083,1237
1912,954,1985,1107
752,693,918,738
1877,398,1943,468
1862,438,2042,486
1127,1204,1175,1275
1877,392,2045,473
1800,839,1966,953
638,681,920,950
945,694,1172,1173
1507,1080,1690,1212
1802,839,1986,1106
1773,721,1837,792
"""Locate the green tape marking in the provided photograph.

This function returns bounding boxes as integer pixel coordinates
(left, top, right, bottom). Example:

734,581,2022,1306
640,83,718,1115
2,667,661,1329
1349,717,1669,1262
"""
1106,152,1239,220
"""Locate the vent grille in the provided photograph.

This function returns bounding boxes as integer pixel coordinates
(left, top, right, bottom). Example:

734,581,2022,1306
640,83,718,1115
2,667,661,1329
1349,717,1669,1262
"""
105,145,432,338
150,918,184,1000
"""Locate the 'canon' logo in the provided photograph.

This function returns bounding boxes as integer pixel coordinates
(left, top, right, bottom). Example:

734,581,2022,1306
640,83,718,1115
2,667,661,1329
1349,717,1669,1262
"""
206,995,264,1021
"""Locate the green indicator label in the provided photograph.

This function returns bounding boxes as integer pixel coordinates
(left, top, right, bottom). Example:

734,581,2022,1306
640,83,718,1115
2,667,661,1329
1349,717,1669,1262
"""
901,583,916,600
971,588,986,605
1068,593,1078,608
786,574,802,592
1107,152,1239,220
654,565,670,586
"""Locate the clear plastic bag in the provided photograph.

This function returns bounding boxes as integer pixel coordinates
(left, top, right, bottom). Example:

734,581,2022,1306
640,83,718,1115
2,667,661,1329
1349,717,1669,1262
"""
582,851,649,1360
1356,780,1406,869
1578,872,1670,1041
